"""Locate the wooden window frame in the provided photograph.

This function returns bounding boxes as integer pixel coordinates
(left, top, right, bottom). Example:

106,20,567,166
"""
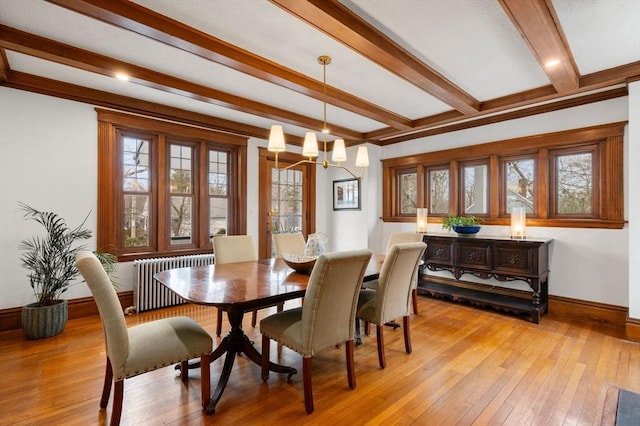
499,153,537,218
459,158,491,218
97,109,248,261
549,143,600,219
381,122,626,229
425,165,451,217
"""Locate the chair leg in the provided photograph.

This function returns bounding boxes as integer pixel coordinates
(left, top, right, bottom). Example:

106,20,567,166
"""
201,354,211,410
111,380,124,426
216,308,223,337
251,310,258,327
303,356,314,414
376,324,386,369
364,321,371,336
355,318,363,345
261,335,270,381
412,288,419,315
403,316,412,354
345,340,356,389
180,361,188,382
100,357,113,409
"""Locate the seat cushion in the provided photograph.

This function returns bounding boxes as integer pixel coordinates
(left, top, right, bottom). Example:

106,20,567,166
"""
260,307,305,355
356,289,378,324
123,316,213,380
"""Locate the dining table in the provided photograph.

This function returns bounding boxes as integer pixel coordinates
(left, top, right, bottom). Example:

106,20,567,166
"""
154,255,383,415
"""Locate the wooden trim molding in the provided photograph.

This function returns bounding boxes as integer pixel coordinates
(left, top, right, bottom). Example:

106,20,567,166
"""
0,291,134,333
625,316,640,342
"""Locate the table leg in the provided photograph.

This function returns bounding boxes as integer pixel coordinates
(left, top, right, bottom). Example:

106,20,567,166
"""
204,307,297,414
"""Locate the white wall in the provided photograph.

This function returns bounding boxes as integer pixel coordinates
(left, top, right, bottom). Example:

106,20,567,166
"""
0,86,633,312
1,88,100,308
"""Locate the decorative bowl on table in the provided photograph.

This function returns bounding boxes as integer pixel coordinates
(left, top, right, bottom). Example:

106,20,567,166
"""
282,253,317,274
452,225,481,235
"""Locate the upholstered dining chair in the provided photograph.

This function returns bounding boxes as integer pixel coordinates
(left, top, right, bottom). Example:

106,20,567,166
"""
364,232,424,314
272,232,306,258
260,249,373,414
356,242,426,369
76,251,212,426
212,235,259,335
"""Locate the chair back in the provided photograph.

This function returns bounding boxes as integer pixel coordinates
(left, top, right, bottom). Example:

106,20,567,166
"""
272,232,306,258
386,232,423,252
75,251,129,374
301,249,372,355
213,235,258,264
376,242,427,322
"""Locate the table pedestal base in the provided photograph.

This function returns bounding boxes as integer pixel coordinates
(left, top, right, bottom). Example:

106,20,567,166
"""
204,308,297,415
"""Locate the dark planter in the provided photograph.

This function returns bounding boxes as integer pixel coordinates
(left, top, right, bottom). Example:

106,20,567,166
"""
21,299,68,339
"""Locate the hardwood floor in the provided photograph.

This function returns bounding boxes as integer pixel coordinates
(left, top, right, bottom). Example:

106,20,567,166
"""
1,296,638,425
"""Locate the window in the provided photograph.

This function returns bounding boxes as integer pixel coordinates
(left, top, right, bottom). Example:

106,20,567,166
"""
381,122,625,229
461,162,488,215
428,168,449,215
502,156,535,215
97,110,247,261
399,169,417,215
550,145,598,217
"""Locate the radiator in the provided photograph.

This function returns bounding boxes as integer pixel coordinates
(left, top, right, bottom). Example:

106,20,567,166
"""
133,254,214,312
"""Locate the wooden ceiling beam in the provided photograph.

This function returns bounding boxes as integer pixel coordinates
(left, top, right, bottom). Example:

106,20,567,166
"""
45,0,412,131
498,0,579,93
367,57,639,142
374,87,627,145
0,25,364,141
0,48,9,81
270,0,480,115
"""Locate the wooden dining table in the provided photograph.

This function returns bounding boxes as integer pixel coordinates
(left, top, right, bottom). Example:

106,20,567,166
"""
154,255,383,415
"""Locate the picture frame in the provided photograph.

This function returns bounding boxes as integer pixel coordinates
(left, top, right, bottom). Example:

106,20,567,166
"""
333,178,361,210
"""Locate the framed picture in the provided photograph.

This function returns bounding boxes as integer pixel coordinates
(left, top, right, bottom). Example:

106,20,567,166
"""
333,178,361,210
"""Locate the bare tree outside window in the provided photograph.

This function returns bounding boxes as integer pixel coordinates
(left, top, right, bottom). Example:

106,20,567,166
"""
505,159,534,213
429,169,449,214
122,136,150,248
400,172,417,214
209,150,228,236
169,144,193,245
556,152,593,214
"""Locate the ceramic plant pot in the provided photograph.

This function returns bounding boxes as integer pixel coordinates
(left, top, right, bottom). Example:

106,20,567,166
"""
21,299,68,339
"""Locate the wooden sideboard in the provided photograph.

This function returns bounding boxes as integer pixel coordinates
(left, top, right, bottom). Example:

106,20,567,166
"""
418,233,553,323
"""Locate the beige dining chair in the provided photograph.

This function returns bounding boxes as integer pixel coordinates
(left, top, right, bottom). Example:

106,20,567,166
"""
272,232,306,258
212,235,279,333
356,242,427,369
76,251,212,426
260,249,373,414
364,232,424,314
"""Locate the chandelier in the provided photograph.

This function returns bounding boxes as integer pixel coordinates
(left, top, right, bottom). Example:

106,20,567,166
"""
267,55,369,179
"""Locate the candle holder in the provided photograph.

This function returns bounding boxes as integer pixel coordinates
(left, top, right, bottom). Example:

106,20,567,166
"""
511,206,526,239
416,208,428,233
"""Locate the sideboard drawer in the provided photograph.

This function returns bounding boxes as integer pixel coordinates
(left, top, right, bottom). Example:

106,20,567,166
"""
456,242,492,271
493,244,535,275
425,239,454,266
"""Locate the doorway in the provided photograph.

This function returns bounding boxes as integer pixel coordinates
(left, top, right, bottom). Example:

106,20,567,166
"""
258,148,316,258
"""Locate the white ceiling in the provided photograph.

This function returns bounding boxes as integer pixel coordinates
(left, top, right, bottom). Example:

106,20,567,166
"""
1,0,638,147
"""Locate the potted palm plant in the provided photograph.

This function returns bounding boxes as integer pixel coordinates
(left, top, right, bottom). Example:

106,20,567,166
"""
18,203,119,339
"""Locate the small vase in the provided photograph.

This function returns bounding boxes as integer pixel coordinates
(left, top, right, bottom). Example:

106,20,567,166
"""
21,299,68,339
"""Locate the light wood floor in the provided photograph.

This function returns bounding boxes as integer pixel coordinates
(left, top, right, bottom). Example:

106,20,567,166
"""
1,296,638,425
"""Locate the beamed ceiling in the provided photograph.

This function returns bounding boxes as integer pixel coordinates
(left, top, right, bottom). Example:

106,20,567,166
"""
1,0,639,149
